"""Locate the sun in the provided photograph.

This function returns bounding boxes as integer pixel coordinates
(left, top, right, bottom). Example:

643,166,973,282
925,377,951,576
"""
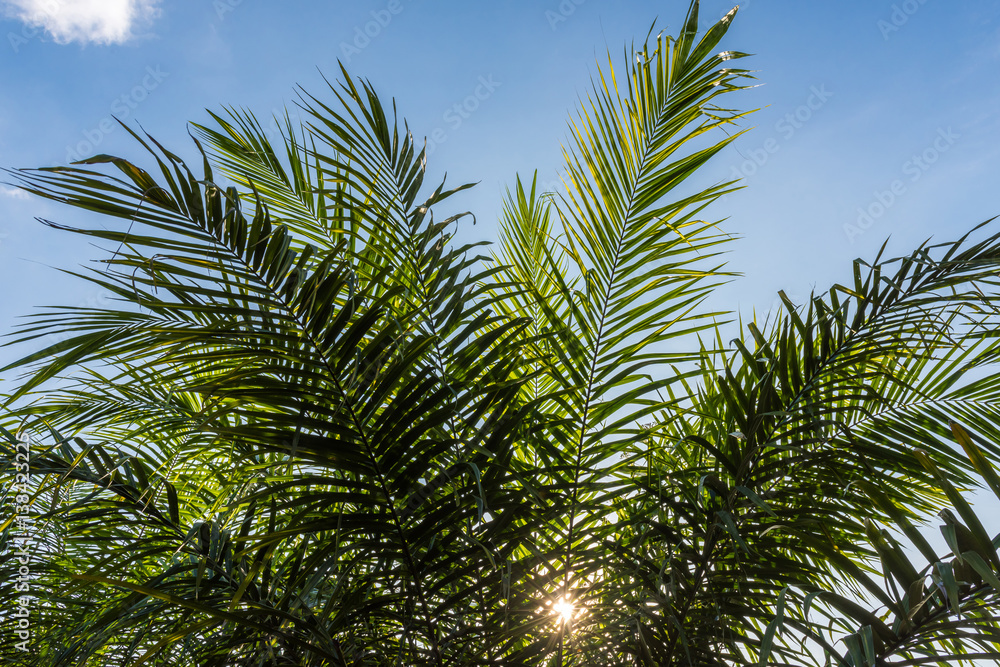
552,597,575,623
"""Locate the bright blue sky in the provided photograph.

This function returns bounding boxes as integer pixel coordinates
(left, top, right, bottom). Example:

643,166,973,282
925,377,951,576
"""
1,0,999,382
2,0,999,346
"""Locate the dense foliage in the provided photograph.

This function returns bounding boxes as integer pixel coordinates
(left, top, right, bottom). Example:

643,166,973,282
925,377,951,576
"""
4,2,1000,664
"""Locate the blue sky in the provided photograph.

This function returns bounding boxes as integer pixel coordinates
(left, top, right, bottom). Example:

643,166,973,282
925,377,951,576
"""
1,0,999,381
2,0,999,344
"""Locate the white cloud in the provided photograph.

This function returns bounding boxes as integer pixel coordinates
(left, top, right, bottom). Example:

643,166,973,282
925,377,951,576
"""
2,0,159,45
0,186,29,199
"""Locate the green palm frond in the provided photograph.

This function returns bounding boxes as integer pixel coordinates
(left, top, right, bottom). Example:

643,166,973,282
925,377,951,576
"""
3,2,1000,665
612,222,1000,664
482,4,753,659
1,63,531,663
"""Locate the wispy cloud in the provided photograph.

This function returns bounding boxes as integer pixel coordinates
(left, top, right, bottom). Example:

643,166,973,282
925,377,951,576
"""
0,186,29,199
1,0,159,45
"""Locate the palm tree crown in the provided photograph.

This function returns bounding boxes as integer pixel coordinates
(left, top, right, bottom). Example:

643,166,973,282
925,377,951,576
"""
4,2,1000,664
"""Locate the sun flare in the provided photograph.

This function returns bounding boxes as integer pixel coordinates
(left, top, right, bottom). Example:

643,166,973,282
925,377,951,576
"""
553,598,575,623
